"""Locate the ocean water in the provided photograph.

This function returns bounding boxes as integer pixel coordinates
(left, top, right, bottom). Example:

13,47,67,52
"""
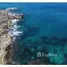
1,3,67,64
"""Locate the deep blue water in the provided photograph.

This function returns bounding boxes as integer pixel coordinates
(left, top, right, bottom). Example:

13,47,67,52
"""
1,3,67,64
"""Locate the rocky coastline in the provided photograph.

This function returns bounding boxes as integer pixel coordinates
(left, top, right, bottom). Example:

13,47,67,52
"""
0,9,24,64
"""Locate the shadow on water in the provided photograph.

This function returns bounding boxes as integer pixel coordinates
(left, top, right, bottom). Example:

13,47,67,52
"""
21,25,40,40
41,36,67,45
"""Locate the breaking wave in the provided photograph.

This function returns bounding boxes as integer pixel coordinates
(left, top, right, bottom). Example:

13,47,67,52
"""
7,7,23,41
6,7,19,16
6,7,18,12
8,19,23,41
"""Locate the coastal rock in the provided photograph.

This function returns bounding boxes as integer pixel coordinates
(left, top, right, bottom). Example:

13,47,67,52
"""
0,9,24,64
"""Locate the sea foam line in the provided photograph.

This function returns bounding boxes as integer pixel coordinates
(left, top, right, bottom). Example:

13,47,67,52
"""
8,19,23,41
7,7,23,41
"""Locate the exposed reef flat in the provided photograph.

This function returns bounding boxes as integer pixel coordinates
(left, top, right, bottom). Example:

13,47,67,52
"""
0,9,23,64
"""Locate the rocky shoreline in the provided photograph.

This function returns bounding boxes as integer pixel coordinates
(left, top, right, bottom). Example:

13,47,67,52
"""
0,9,24,64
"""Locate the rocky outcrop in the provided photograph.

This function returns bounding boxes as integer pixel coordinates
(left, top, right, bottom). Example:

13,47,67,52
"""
0,10,23,64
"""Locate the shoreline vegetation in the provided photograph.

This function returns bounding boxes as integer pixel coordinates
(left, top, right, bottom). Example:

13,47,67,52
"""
0,9,24,64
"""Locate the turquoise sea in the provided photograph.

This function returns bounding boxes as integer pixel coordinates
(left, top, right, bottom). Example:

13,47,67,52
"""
1,3,67,64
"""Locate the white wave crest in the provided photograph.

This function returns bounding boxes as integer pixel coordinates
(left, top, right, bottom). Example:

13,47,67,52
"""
6,7,23,41
12,19,19,25
8,19,23,41
6,7,19,17
6,7,18,11
8,12,19,16
8,30,23,37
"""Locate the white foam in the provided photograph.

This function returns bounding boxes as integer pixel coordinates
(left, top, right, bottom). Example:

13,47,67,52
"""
7,7,19,17
8,18,23,41
8,12,19,16
8,30,23,36
6,7,23,41
6,7,18,11
13,30,23,36
12,19,19,25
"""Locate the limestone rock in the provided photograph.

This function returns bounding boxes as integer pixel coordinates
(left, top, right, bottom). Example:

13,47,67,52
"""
0,9,23,64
